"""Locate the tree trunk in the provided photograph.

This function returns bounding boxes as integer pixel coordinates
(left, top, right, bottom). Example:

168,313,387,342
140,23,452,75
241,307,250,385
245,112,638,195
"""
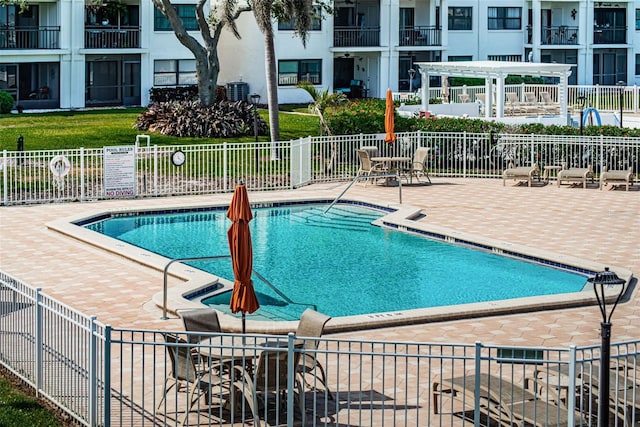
263,29,280,156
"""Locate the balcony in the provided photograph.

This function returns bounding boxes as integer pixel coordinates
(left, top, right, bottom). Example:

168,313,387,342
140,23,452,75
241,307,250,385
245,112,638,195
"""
399,26,441,47
593,25,626,44
84,26,140,49
334,27,380,47
0,26,60,49
527,26,578,45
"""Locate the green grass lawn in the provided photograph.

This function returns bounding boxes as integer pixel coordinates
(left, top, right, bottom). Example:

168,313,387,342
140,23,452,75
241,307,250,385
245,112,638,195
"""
0,375,64,426
0,107,320,151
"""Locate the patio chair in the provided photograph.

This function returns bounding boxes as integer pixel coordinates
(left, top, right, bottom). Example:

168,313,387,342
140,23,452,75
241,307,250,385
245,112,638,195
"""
401,147,432,184
295,309,333,399
157,333,230,426
360,145,379,159
505,92,523,115
356,149,387,187
557,164,594,188
502,162,540,187
600,166,634,191
432,373,585,427
180,308,222,344
231,345,303,427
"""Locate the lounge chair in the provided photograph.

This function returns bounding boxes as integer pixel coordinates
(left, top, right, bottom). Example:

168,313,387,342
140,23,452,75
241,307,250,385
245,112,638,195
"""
539,92,560,115
157,333,230,426
401,147,432,184
356,149,387,187
432,373,584,427
557,165,594,188
505,92,523,115
295,309,333,399
502,162,540,187
600,166,634,191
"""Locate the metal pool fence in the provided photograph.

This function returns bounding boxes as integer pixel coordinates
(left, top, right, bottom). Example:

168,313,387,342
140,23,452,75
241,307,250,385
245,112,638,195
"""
1,132,639,205
1,271,638,426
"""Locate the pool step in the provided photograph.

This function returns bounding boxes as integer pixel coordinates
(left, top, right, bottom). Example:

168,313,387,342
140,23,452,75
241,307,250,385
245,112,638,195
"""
289,207,379,232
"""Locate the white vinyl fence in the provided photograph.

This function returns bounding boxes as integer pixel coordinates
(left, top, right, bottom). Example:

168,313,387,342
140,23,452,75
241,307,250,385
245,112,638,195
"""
1,270,639,426
2,132,639,205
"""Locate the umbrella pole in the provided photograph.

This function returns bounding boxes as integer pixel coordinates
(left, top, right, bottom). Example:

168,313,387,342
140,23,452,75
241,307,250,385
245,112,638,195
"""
242,313,246,335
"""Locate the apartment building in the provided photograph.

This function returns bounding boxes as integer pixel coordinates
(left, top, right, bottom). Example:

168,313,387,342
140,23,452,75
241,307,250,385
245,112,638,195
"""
1,0,638,110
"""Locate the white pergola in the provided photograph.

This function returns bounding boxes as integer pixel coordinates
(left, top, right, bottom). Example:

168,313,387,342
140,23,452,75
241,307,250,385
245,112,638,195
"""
414,61,573,122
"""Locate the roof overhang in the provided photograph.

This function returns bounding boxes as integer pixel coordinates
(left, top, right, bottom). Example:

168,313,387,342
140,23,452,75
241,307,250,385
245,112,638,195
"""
413,61,573,79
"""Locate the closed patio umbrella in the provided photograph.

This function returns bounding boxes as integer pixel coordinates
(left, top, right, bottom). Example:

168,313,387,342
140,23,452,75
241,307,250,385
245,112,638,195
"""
227,183,259,334
384,88,396,144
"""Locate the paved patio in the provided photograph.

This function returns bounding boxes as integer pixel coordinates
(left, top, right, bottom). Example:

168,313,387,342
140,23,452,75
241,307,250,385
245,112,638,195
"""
1,177,638,348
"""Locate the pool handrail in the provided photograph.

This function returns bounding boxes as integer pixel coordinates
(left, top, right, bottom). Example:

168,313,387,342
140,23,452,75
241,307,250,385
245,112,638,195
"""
162,255,316,320
324,172,403,214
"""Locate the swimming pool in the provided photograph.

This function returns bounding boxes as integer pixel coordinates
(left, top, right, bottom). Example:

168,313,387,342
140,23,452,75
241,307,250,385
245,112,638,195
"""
84,202,589,321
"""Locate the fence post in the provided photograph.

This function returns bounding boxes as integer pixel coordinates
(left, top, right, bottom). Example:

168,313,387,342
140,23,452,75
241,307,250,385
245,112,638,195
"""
223,142,228,192
103,325,112,427
153,145,158,196
462,132,467,178
567,345,577,427
634,85,639,114
286,332,296,427
531,133,536,166
35,288,43,396
474,341,483,427
2,150,7,206
80,147,85,201
599,135,604,174
88,315,98,425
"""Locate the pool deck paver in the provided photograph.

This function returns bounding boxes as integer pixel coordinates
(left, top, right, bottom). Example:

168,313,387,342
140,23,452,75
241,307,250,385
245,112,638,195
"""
1,178,639,426
0,178,639,346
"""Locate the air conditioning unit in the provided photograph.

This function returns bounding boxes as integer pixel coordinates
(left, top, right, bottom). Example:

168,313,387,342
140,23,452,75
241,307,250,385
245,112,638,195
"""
226,82,249,102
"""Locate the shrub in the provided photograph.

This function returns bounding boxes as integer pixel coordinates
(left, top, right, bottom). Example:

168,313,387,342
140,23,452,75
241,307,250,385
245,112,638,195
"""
148,85,227,104
135,100,267,138
0,91,14,114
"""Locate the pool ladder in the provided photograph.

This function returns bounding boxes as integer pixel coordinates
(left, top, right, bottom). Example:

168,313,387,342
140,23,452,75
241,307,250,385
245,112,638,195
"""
324,172,403,214
161,255,316,319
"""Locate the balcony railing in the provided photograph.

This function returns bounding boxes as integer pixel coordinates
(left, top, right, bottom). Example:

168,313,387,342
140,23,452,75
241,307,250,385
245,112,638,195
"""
0,26,60,49
84,26,140,49
399,26,441,46
334,27,380,47
593,26,626,44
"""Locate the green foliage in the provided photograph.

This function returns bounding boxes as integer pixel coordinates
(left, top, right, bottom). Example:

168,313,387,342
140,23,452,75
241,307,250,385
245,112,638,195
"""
135,100,267,138
449,75,544,87
0,90,14,114
148,85,227,104
0,377,61,426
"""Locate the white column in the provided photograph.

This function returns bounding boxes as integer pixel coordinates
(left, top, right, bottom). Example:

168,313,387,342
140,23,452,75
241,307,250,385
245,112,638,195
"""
495,76,505,118
531,0,541,61
421,69,429,112
440,0,448,55
559,73,569,124
581,1,594,84
484,79,493,118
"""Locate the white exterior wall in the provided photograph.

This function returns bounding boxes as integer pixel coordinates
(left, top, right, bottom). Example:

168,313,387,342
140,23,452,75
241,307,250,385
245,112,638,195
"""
1,0,639,109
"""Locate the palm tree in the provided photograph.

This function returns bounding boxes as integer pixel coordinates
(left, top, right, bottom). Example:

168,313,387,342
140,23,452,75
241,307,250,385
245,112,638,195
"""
296,81,347,136
252,0,319,157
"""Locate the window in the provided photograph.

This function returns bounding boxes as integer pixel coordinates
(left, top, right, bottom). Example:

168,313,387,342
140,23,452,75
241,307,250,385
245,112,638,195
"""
448,7,472,30
488,7,521,30
636,54,640,75
448,56,472,62
154,59,197,86
278,7,321,31
278,59,321,85
488,55,521,62
154,5,198,31
636,9,640,30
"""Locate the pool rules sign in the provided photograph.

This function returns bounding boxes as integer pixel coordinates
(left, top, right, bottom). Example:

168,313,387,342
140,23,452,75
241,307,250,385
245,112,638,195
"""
103,146,137,198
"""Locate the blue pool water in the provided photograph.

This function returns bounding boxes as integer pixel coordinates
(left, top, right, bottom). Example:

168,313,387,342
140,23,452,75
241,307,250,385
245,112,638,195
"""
85,203,588,321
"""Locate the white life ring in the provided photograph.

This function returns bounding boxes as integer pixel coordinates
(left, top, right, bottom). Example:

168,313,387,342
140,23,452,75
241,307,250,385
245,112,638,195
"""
49,155,71,177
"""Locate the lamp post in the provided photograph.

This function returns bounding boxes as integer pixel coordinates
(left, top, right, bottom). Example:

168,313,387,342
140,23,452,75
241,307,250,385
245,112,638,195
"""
577,96,586,136
616,81,625,128
250,93,260,168
586,267,626,427
408,68,416,93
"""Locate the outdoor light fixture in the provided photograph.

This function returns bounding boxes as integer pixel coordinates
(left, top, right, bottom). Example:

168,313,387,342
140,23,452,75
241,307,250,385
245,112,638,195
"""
616,81,625,129
250,93,261,165
586,267,626,427
408,68,416,92
578,96,586,136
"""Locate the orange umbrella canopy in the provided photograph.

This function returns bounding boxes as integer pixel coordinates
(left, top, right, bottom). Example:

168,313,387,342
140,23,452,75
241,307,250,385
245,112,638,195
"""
227,184,259,316
384,88,396,144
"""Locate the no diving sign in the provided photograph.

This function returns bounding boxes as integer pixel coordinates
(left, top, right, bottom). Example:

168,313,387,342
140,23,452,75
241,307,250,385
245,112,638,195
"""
104,146,137,198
